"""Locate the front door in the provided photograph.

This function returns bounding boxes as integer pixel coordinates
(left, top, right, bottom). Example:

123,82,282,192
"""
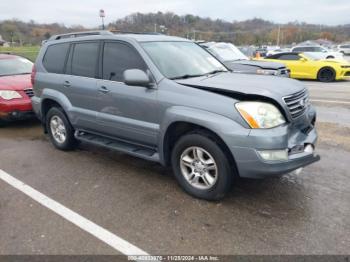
96,41,159,146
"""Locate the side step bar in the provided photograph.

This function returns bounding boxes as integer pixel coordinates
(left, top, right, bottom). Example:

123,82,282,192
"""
75,131,160,162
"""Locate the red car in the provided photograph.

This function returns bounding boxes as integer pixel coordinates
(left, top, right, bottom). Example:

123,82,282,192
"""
0,54,34,125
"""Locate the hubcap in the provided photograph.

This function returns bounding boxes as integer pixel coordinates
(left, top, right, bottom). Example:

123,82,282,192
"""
50,116,67,144
180,146,218,190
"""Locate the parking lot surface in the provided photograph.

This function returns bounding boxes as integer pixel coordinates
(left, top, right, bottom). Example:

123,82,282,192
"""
1,78,350,255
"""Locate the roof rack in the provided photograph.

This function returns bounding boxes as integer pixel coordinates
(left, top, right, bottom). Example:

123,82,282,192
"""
49,31,113,41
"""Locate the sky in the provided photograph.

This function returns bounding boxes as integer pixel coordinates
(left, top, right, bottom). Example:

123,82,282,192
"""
0,0,349,27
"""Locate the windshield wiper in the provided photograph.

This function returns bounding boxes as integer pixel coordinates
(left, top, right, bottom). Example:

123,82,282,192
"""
170,74,205,80
205,69,227,75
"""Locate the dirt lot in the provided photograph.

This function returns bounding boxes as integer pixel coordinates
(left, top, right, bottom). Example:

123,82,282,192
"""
0,78,349,256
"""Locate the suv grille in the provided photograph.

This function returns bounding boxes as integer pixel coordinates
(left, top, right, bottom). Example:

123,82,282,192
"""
24,88,34,98
283,89,309,119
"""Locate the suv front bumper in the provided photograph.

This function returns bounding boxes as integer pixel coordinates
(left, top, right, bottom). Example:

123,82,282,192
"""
225,106,320,178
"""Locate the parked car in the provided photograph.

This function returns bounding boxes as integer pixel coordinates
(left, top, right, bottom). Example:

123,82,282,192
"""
0,54,35,126
291,45,343,59
264,52,350,82
32,31,320,200
266,48,291,57
336,44,350,55
200,42,290,77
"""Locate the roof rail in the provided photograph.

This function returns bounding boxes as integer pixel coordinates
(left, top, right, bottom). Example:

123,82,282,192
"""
110,30,163,35
49,31,113,41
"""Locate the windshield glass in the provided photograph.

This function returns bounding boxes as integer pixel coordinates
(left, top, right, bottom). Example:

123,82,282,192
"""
142,41,227,79
0,57,33,76
208,43,248,62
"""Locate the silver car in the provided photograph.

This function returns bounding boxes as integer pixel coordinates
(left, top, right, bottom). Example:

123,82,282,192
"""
31,31,320,200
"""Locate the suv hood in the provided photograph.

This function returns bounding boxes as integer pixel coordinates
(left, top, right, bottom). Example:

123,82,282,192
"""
175,72,304,102
226,59,286,70
0,74,32,91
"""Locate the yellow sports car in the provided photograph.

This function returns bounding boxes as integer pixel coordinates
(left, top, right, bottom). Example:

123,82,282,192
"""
262,52,350,82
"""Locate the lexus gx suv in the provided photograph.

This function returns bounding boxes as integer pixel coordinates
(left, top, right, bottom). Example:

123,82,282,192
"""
31,31,320,200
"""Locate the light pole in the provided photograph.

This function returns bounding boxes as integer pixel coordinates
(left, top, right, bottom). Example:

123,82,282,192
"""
99,9,105,30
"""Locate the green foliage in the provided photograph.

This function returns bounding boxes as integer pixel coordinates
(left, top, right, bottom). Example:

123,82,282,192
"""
0,46,40,61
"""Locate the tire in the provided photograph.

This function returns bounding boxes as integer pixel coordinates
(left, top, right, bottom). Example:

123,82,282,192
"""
46,107,78,151
317,67,336,82
326,56,334,59
0,120,5,128
171,132,233,201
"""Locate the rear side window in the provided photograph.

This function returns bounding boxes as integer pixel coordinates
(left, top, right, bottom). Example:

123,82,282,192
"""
71,42,99,78
278,54,300,60
102,42,147,82
293,47,307,52
43,43,70,74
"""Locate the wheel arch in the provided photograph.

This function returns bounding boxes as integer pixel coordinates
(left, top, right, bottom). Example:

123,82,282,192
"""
162,121,238,174
40,90,73,133
317,66,336,82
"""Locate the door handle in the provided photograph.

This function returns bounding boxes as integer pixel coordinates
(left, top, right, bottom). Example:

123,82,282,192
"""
99,86,110,94
63,81,71,87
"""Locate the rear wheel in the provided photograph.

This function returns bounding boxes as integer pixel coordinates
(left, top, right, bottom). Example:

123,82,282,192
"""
0,120,5,128
317,67,336,82
171,132,233,201
46,107,78,151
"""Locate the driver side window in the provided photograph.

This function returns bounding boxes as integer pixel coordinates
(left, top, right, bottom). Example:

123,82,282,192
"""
102,42,147,82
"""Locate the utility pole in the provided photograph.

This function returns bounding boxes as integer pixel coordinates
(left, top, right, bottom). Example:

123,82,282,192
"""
154,24,157,33
277,25,281,46
99,9,105,30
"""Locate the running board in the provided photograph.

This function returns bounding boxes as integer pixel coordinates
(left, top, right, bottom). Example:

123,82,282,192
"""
75,131,160,162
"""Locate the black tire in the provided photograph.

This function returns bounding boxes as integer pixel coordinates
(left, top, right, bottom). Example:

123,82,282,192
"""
326,56,335,59
46,107,78,151
317,67,336,82
171,131,233,201
0,120,5,128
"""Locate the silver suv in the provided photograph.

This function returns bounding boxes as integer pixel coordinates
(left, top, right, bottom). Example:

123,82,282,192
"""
31,31,320,200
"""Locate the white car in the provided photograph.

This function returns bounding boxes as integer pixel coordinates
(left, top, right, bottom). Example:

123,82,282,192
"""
337,44,350,55
291,45,343,59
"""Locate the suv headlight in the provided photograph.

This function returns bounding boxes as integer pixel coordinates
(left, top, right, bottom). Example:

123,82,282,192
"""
0,90,22,100
235,101,286,128
256,69,277,75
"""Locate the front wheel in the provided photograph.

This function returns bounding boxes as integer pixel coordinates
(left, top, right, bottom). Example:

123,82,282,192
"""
46,107,78,151
171,132,233,201
317,67,336,82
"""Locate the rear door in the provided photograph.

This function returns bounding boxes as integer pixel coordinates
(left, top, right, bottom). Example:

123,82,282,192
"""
63,41,101,131
95,41,159,146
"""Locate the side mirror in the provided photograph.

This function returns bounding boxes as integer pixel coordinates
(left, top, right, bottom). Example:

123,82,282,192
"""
123,69,151,87
300,57,307,62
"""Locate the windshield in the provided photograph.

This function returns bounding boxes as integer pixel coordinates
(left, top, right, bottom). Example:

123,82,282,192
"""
0,57,33,76
142,41,227,79
208,43,248,62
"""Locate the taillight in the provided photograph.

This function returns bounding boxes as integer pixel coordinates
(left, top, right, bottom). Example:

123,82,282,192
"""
31,65,36,86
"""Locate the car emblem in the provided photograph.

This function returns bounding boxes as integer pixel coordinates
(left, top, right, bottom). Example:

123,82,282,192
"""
299,99,305,107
